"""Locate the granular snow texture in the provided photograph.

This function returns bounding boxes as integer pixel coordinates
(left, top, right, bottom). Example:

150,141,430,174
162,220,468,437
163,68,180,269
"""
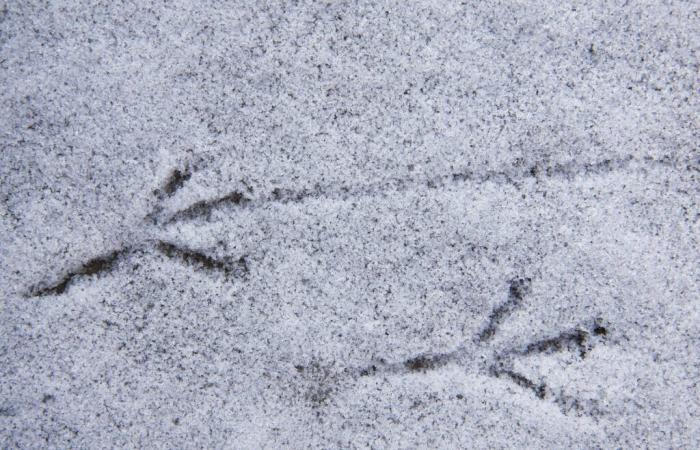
1,1,698,448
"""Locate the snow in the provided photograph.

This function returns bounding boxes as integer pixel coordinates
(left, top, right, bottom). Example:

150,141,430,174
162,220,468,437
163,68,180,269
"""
1,1,698,448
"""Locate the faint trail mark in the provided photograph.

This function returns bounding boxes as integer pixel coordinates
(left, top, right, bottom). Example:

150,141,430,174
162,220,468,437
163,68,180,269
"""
157,155,680,225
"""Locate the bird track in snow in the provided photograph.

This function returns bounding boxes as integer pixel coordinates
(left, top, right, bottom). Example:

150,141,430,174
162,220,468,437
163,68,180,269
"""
25,161,620,419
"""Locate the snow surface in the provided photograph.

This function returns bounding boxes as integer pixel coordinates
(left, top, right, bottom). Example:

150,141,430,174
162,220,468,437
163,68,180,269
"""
1,1,698,448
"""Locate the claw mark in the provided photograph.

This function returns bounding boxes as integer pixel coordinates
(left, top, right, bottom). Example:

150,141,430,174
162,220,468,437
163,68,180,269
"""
505,318,609,360
592,323,608,337
517,328,590,358
160,168,191,197
154,153,217,199
146,167,193,223
490,368,547,399
26,240,249,297
490,319,610,415
165,191,249,224
478,278,531,342
28,248,131,297
156,241,247,277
